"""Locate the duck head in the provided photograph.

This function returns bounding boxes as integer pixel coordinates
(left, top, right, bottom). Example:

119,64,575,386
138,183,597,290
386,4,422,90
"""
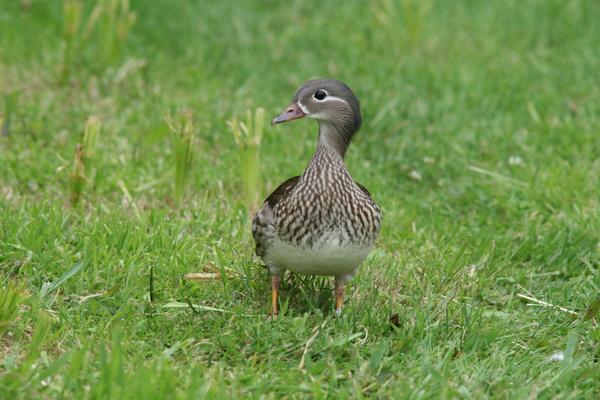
272,79,361,157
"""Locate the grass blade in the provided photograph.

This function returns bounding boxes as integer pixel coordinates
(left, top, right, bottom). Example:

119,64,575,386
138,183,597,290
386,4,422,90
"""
228,108,264,213
165,109,197,204
0,281,26,335
40,261,86,300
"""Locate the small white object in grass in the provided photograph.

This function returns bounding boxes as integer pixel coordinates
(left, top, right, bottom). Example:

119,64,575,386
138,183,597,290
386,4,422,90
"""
508,156,524,166
184,272,221,281
547,351,564,362
409,170,422,181
423,156,435,164
468,264,477,277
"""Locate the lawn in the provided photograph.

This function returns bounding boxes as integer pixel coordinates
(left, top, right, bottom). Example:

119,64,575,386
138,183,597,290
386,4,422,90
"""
1,0,600,398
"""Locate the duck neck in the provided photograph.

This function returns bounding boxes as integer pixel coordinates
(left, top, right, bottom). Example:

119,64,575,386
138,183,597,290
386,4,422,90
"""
316,121,354,159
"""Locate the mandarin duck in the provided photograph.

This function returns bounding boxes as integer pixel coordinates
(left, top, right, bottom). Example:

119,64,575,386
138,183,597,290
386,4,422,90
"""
252,79,381,315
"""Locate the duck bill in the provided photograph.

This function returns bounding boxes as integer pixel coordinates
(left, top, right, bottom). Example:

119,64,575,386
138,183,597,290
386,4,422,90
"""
271,102,306,125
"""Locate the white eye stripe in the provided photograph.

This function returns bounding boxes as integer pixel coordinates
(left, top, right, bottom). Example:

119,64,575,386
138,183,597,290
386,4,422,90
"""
317,95,348,105
298,93,350,117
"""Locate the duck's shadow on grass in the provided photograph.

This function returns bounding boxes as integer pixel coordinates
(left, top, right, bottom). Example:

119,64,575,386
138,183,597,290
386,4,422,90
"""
241,265,339,316
280,273,337,315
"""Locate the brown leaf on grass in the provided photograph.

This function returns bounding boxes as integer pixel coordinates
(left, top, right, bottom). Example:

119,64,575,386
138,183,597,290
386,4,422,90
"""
584,296,600,321
389,313,401,328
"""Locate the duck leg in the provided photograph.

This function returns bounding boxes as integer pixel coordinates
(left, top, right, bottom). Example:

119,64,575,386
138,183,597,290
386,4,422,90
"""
271,274,281,316
334,278,345,316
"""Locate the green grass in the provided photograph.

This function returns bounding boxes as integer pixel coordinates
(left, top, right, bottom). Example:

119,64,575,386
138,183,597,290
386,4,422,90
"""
1,0,600,398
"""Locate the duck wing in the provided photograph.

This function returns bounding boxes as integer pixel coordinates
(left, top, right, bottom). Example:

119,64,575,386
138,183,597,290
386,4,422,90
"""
355,182,372,197
252,176,300,257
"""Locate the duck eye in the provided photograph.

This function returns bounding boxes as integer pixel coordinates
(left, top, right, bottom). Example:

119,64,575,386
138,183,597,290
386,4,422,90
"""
314,90,327,101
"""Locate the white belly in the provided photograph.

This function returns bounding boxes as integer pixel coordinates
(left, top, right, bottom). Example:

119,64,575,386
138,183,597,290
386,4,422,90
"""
267,236,372,277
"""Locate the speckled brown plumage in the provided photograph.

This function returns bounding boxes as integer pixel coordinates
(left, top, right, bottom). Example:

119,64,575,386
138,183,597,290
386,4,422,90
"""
252,79,382,315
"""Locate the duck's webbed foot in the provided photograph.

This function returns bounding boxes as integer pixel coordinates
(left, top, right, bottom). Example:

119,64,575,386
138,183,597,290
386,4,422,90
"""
334,278,346,316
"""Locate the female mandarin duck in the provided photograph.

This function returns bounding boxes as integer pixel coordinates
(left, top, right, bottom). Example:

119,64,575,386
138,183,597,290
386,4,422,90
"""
252,79,381,316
